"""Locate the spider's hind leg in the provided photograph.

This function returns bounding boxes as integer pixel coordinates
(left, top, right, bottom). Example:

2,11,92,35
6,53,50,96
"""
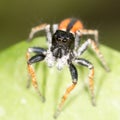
77,39,110,72
80,29,99,46
74,30,81,50
28,23,52,49
28,23,48,41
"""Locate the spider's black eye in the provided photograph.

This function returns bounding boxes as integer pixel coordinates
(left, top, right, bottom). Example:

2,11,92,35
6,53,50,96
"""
57,37,62,41
62,39,67,42
54,34,58,39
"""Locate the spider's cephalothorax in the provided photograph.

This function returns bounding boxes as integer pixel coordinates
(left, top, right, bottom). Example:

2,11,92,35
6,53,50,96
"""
27,18,110,118
51,30,75,58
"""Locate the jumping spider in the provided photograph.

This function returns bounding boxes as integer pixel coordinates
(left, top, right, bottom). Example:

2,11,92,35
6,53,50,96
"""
26,18,109,118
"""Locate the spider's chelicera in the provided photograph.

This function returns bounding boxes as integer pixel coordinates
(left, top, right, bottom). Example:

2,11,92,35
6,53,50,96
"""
26,18,110,118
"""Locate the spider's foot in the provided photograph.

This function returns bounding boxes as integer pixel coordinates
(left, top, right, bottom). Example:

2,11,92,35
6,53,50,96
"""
91,96,96,106
40,96,46,103
53,109,61,119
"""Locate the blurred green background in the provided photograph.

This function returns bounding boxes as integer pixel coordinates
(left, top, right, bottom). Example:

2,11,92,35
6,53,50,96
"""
0,1,120,119
0,0,120,51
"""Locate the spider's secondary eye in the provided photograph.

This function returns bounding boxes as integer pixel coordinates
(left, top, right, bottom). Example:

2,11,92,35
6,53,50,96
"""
62,39,67,42
57,37,62,41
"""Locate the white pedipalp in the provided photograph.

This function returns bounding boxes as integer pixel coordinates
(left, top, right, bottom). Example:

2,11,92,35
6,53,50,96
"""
56,54,69,70
45,49,69,70
45,50,55,67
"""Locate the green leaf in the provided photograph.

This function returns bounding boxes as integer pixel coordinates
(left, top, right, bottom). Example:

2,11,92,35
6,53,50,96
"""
0,37,120,120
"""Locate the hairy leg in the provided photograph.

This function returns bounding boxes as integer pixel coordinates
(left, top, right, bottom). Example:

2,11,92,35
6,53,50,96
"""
77,39,110,72
54,63,78,119
79,29,99,46
26,47,46,102
75,58,95,106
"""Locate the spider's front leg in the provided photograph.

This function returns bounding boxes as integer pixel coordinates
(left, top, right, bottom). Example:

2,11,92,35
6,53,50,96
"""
54,63,78,119
75,58,95,106
26,47,47,102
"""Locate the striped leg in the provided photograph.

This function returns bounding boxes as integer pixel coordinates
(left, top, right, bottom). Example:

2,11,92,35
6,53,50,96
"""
77,39,110,72
28,23,52,49
26,47,46,102
28,23,48,40
54,63,78,119
79,29,99,46
75,58,95,106
26,47,46,87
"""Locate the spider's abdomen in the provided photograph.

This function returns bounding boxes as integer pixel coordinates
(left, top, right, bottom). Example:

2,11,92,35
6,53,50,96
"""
58,18,84,33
